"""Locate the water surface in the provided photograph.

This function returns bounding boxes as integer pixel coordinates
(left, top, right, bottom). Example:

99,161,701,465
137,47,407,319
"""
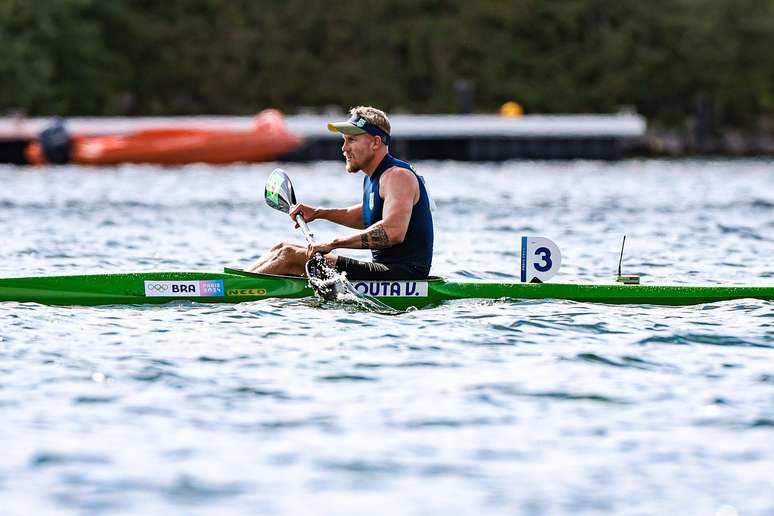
1,160,773,515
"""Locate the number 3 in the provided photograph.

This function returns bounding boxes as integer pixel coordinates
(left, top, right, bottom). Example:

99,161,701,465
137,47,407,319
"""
534,247,552,272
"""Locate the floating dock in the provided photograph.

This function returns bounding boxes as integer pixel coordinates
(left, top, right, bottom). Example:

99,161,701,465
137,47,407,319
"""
0,113,645,163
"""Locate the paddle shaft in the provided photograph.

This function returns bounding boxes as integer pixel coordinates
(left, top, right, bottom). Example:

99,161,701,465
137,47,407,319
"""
295,214,315,244
294,213,327,269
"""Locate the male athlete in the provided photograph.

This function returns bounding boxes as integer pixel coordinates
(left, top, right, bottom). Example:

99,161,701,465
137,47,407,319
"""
248,106,433,279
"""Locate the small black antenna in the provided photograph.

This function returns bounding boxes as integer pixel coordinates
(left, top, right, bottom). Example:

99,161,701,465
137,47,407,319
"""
617,235,626,277
615,235,640,284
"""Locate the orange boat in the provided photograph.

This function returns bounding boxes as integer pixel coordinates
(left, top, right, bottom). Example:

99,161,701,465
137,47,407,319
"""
26,109,302,165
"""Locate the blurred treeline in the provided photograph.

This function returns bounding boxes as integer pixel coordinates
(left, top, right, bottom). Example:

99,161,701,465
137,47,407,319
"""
1,0,772,128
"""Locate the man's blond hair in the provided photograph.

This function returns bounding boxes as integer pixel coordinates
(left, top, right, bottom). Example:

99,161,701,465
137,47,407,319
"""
350,106,390,135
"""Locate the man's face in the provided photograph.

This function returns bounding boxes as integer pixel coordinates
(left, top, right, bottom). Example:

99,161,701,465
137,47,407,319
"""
341,133,378,173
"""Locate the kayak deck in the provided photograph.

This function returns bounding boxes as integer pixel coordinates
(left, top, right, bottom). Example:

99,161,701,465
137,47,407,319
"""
0,268,772,309
0,270,310,307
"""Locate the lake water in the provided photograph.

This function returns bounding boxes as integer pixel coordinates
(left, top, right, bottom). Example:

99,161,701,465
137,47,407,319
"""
1,159,773,515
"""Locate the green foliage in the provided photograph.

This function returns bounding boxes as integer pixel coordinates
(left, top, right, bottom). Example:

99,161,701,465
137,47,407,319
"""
0,0,127,115
1,0,772,127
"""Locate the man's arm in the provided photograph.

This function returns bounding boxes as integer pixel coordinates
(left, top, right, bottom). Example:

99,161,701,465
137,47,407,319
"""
364,168,417,246
309,168,418,254
290,203,363,229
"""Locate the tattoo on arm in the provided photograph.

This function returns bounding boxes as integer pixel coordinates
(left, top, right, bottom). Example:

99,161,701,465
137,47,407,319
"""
362,225,390,249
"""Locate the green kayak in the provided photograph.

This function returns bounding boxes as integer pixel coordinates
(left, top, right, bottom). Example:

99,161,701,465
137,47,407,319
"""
0,267,772,309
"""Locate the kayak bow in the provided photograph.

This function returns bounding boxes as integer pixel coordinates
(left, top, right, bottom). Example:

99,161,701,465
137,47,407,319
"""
0,268,772,309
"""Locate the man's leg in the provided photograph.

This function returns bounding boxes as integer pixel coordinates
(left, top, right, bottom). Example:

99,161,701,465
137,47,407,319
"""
248,242,284,271
335,256,429,279
247,242,337,276
247,242,308,275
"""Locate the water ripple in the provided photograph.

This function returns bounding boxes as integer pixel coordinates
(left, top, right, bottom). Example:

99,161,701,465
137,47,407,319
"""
2,160,774,515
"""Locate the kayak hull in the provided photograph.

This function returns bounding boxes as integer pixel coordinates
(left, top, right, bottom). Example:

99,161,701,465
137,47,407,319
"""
1,269,773,309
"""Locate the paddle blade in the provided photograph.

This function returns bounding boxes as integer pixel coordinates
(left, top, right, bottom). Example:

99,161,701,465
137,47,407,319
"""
264,168,297,213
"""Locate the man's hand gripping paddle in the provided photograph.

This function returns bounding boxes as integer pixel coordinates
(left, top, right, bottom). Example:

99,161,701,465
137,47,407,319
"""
264,168,340,300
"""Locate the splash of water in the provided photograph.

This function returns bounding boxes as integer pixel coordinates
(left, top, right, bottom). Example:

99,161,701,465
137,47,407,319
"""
304,254,401,314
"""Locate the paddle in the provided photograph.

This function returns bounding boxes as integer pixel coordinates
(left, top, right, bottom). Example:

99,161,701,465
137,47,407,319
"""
264,168,341,299
265,168,315,244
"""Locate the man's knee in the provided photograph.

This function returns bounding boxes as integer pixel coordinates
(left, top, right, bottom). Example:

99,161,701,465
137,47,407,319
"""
277,243,304,261
272,242,298,255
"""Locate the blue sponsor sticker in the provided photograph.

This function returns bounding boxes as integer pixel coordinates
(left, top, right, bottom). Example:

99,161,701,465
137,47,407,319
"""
199,280,225,296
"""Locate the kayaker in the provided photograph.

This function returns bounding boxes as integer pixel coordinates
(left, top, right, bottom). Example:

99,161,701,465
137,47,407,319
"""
248,106,433,279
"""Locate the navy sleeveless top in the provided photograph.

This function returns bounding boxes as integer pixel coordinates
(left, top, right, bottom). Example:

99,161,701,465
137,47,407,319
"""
362,154,433,270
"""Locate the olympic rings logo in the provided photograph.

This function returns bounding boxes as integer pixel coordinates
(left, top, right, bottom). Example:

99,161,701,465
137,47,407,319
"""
145,283,169,292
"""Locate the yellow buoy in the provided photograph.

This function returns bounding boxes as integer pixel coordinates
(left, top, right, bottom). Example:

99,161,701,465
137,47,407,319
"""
499,101,524,117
